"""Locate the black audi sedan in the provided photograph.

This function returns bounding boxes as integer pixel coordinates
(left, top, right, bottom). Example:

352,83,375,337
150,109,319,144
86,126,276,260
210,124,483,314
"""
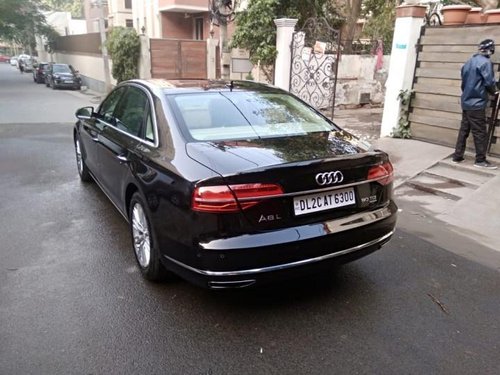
74,79,397,289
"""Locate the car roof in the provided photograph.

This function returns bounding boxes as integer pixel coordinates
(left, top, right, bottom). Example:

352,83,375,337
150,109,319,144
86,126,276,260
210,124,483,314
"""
127,79,283,96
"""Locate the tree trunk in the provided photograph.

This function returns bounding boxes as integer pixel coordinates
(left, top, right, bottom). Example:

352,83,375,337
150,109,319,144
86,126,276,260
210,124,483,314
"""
343,0,363,54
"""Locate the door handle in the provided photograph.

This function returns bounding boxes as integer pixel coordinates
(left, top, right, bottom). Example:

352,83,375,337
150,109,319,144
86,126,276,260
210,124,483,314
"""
117,154,129,163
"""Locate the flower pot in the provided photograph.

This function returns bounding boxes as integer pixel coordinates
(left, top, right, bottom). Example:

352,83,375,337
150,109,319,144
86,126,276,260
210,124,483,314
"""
465,7,486,24
442,5,472,25
485,9,500,23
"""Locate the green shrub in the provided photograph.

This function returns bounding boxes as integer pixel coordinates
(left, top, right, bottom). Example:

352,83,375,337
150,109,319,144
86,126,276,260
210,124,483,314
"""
106,27,140,83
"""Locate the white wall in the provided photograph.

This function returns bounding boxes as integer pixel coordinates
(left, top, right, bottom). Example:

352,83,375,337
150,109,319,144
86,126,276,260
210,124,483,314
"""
336,55,391,106
52,52,116,92
45,12,87,36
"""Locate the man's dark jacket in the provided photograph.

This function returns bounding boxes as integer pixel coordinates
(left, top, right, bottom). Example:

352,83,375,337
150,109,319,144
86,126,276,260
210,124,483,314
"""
461,53,496,111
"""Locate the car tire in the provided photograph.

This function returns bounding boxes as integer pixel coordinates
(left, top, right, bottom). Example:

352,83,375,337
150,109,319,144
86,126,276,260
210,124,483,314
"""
129,193,167,282
74,137,92,182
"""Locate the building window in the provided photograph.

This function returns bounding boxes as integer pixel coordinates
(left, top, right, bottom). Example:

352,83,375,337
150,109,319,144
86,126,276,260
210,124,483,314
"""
195,18,203,40
124,0,132,9
126,19,133,28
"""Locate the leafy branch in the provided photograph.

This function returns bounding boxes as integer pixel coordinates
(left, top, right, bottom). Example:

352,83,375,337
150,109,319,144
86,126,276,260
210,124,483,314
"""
392,89,413,139
105,27,140,83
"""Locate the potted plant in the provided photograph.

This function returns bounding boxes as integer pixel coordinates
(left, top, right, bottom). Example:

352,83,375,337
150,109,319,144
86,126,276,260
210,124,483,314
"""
442,5,472,25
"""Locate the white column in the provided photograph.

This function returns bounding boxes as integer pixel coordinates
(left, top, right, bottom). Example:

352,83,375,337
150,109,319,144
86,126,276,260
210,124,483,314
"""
207,37,219,80
274,18,298,90
138,35,152,79
380,5,426,137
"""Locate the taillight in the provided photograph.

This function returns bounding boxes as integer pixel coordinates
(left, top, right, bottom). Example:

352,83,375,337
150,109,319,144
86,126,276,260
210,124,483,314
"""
192,183,284,213
367,162,394,185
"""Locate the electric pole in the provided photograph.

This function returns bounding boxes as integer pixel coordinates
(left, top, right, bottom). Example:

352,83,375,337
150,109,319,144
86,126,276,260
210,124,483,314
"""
94,0,112,92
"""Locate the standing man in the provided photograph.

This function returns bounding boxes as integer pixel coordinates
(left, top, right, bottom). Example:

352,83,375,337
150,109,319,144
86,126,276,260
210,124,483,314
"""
452,39,498,169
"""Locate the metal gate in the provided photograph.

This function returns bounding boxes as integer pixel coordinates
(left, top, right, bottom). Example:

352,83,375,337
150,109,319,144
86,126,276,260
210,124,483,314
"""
289,18,341,119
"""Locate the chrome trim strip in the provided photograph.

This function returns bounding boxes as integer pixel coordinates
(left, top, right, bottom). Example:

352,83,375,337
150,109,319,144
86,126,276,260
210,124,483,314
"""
199,205,393,249
163,231,394,277
208,280,257,289
326,205,393,234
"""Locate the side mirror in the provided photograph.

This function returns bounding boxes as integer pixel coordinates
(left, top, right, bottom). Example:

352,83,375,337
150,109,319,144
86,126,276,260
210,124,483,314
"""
75,106,94,120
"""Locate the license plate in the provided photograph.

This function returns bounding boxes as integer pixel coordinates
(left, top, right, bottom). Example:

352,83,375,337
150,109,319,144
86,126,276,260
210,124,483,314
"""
65,80,73,83
293,187,356,216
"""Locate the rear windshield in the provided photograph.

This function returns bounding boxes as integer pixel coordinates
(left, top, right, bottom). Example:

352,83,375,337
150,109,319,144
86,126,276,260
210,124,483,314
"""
53,64,72,73
169,91,334,141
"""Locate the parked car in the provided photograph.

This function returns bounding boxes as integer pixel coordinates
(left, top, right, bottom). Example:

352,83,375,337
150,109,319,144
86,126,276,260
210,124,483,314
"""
0,55,10,63
33,62,49,83
9,57,18,66
45,63,81,90
19,57,34,73
73,79,397,289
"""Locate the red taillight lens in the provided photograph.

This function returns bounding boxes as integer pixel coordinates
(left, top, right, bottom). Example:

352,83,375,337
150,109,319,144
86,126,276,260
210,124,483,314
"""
192,183,284,213
367,162,394,185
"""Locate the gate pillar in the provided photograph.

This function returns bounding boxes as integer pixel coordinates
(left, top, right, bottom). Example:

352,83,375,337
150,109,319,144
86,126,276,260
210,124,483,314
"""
381,5,426,137
274,18,298,90
139,35,152,80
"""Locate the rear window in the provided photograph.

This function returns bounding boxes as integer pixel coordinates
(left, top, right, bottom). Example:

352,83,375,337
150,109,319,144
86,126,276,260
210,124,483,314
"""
53,64,72,73
169,92,333,141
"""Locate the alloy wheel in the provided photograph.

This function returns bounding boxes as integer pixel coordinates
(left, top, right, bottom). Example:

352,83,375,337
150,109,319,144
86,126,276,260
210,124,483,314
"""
131,203,151,268
75,139,83,175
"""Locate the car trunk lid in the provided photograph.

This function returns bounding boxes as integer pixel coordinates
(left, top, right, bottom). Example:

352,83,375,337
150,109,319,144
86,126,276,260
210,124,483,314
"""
188,131,393,230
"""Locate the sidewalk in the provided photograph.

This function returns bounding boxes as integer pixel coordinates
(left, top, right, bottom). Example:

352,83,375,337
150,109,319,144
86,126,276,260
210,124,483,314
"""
334,107,500,260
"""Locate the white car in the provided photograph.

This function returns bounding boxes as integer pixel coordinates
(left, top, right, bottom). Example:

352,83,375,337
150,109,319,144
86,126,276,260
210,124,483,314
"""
10,57,18,66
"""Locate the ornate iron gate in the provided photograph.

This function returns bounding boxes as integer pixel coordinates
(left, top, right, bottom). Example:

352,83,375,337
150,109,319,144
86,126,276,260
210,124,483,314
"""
289,18,341,119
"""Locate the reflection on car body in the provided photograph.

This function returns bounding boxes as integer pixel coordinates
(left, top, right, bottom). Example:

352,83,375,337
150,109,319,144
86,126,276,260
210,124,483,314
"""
73,79,397,289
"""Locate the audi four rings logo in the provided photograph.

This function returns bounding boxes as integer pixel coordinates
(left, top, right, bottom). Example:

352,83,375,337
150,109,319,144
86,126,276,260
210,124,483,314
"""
315,171,344,186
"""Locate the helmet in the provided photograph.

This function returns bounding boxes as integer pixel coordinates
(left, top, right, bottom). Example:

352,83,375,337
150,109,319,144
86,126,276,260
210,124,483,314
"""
479,39,495,55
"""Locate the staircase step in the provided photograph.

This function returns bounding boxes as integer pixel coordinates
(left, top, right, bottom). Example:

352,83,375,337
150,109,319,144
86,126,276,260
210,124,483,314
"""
439,158,499,178
394,184,457,215
424,164,487,187
403,172,477,201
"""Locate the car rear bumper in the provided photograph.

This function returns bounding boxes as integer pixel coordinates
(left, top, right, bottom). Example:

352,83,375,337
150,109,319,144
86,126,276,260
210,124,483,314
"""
54,81,80,88
161,201,398,289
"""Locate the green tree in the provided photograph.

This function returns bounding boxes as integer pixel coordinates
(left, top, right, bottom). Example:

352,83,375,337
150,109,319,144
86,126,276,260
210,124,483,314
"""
0,0,60,54
230,0,342,82
105,27,141,83
361,0,397,51
329,0,363,52
41,0,84,18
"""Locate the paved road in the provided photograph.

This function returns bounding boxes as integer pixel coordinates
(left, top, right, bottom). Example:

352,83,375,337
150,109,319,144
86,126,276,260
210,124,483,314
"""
1,63,500,374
